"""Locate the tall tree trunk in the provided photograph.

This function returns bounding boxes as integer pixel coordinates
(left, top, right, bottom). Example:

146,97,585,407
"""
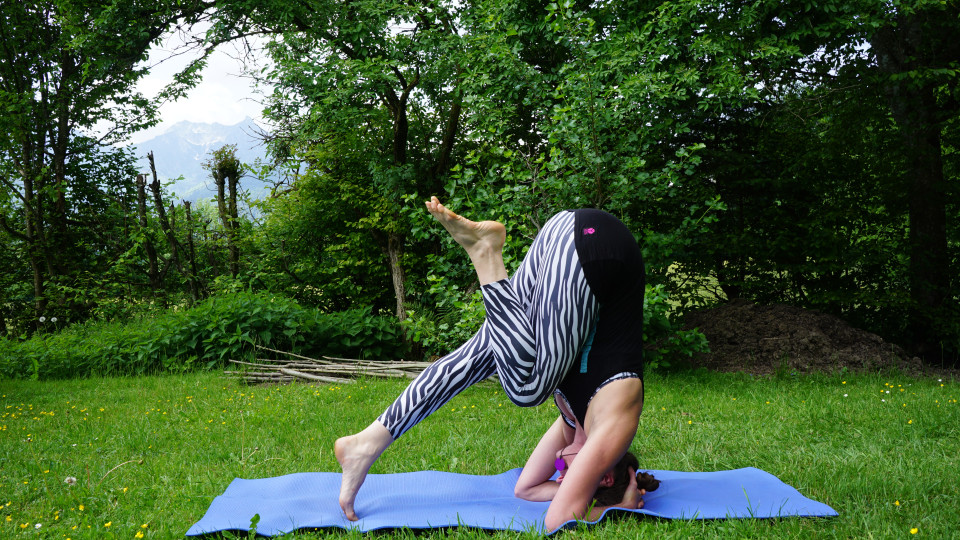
48,49,74,282
386,232,407,321
183,200,203,300
202,219,220,278
873,12,952,358
902,87,948,357
375,71,420,321
213,168,240,278
22,169,47,318
227,174,240,277
147,152,195,301
433,88,462,182
135,174,161,291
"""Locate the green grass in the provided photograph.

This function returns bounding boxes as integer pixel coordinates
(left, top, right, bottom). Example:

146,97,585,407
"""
1,369,958,539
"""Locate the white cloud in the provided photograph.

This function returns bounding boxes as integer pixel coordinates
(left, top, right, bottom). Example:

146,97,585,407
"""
128,27,270,144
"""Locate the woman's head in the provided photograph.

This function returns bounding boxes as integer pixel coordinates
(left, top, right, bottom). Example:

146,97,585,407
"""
592,452,660,506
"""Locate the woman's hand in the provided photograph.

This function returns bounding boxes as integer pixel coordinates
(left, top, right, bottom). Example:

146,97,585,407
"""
617,467,647,510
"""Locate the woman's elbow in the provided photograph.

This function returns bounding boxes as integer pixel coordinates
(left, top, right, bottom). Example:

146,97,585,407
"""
543,511,569,532
514,483,535,500
514,481,555,502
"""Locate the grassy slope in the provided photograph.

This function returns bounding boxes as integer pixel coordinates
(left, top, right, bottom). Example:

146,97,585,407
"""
1,370,958,538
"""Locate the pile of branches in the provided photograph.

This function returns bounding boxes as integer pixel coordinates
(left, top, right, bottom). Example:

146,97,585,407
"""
226,345,432,384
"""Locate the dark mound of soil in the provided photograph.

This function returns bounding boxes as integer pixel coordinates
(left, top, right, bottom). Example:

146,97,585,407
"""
683,300,924,375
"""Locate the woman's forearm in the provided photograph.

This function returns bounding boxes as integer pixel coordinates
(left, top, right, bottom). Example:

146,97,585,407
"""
514,416,573,500
515,479,560,502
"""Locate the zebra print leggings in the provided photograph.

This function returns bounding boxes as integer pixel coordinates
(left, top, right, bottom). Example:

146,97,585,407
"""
377,211,598,439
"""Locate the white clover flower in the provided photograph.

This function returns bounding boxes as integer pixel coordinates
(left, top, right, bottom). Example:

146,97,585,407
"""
35,523,42,529
64,476,77,486
39,316,46,323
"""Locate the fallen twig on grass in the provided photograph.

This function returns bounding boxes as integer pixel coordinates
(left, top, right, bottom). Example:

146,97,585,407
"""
225,346,432,385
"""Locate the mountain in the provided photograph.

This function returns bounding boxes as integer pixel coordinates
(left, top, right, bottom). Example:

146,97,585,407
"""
132,117,273,202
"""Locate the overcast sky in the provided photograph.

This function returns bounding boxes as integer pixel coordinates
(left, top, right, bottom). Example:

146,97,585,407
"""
129,29,269,144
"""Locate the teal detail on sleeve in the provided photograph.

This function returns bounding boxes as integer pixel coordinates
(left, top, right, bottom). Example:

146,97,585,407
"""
579,325,597,374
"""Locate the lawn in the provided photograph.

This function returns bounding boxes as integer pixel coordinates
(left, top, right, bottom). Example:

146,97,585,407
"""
1,369,957,538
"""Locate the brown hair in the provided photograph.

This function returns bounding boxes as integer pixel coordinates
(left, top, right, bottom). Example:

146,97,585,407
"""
592,451,660,507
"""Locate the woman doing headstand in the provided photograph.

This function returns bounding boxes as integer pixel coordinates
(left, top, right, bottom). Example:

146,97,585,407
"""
335,197,651,530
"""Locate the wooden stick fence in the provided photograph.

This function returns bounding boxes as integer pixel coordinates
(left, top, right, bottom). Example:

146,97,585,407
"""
225,345,433,385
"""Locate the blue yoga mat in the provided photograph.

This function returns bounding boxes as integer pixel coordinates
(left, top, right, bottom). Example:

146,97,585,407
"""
186,467,837,536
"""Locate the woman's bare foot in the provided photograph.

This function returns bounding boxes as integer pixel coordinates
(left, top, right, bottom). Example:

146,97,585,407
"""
335,422,393,521
425,196,508,285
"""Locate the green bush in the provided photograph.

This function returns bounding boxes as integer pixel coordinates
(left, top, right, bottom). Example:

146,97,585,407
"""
402,274,486,359
643,284,709,371
0,292,405,380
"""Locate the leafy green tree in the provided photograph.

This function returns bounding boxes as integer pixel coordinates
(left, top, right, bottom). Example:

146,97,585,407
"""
0,0,211,330
611,0,959,359
869,1,959,355
251,168,398,312
210,0,477,319
434,0,958,360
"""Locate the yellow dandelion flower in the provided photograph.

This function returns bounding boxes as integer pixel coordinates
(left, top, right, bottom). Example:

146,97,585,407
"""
908,420,913,424
911,528,918,534
5,515,11,522
894,500,900,506
78,505,84,511
687,420,693,424
136,531,144,539
141,524,148,528
104,521,111,527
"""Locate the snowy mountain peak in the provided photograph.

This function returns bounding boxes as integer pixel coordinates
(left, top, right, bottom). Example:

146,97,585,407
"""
133,117,271,201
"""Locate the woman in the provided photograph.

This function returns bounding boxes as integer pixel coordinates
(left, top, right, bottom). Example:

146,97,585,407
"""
335,197,649,530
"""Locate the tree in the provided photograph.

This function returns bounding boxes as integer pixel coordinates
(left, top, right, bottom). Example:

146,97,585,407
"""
0,0,210,329
210,0,476,319
870,2,959,355
206,145,243,278
606,0,959,359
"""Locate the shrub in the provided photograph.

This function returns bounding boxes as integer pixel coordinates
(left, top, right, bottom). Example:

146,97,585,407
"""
402,276,486,360
0,292,404,380
643,284,709,371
